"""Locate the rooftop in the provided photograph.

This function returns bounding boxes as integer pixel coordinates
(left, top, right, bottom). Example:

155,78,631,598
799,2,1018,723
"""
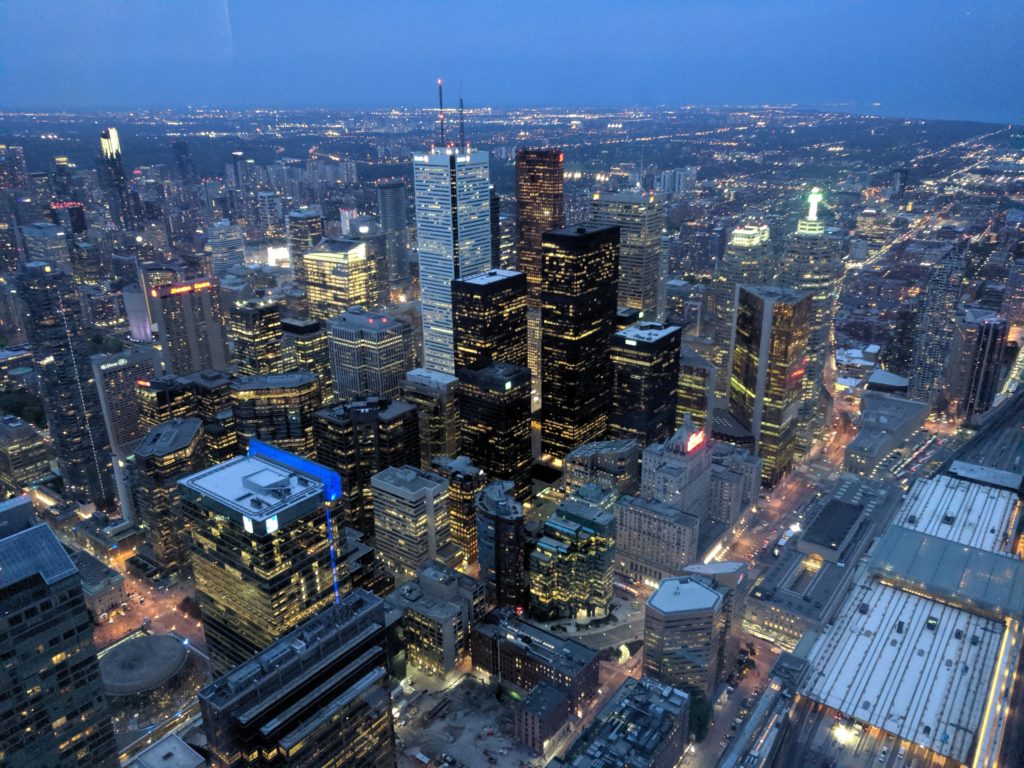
800,499,864,552
135,417,203,458
895,475,1018,553
403,367,459,388
454,268,524,286
946,460,1023,494
647,576,722,615
0,522,77,590
615,321,681,344
178,454,325,529
475,611,597,679
803,578,1002,764
99,634,189,696
371,465,447,499
128,734,205,768
230,370,317,391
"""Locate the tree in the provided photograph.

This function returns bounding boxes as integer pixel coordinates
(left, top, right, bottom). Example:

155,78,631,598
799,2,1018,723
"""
688,692,712,742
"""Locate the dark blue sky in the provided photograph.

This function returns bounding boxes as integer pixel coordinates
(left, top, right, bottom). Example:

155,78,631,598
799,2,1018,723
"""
1,0,1020,123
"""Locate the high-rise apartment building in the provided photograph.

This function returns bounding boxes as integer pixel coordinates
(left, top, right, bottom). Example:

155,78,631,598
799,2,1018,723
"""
541,225,619,460
180,447,349,675
475,479,527,609
0,502,118,767
711,223,773,397
727,285,811,486
452,269,528,370
778,189,842,449
91,346,161,455
590,189,665,314
18,262,112,503
133,417,206,574
326,306,413,402
205,219,246,276
313,398,420,537
432,455,487,565
286,206,323,287
402,368,461,468
414,146,492,374
371,465,460,577
644,576,724,700
149,277,229,375
377,178,409,287
200,589,397,768
950,309,1008,422
458,362,532,501
229,298,285,375
302,237,385,320
909,246,965,404
230,371,320,458
609,322,681,445
531,490,616,620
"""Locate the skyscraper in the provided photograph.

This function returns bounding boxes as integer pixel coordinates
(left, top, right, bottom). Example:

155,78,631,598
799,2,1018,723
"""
402,368,461,467
0,415,51,496
281,316,332,403
18,262,112,504
414,146,492,374
200,589,397,768
515,148,565,308
205,219,246,276
228,298,285,375
97,127,139,230
377,178,409,288
91,346,161,455
180,446,349,675
0,500,118,767
371,465,460,577
475,479,527,609
778,189,842,450
676,347,716,431
327,306,413,402
133,417,206,574
727,285,811,486
711,223,773,397
452,268,528,370
590,189,665,315
641,417,712,521
458,362,532,501
432,455,487,565
609,321,682,445
148,277,229,375
950,309,1008,422
541,225,619,460
909,246,966,404
302,237,385,320
286,206,324,287
230,371,321,458
313,398,420,537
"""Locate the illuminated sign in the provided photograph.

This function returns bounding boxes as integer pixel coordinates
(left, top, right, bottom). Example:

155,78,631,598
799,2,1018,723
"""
504,381,512,391
99,357,128,371
685,429,705,453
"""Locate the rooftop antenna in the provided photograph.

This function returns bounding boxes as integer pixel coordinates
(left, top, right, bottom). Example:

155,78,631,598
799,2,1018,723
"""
437,78,446,146
459,97,466,150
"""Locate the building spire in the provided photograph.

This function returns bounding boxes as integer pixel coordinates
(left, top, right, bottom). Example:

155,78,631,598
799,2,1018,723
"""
459,97,466,150
437,78,446,146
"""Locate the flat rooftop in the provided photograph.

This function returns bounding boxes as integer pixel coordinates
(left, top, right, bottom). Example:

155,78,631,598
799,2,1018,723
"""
178,454,324,527
454,268,523,286
800,499,863,552
946,460,1023,493
128,734,205,768
648,576,721,615
134,417,202,458
895,475,1018,553
0,523,76,589
403,367,459,388
803,578,1002,765
371,465,447,499
475,611,597,679
615,321,681,344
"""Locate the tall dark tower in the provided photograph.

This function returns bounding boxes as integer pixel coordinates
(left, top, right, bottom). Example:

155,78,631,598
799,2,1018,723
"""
609,322,682,445
540,225,619,460
452,268,528,371
18,262,112,504
97,127,139,230
377,179,410,289
286,206,324,287
516,149,564,397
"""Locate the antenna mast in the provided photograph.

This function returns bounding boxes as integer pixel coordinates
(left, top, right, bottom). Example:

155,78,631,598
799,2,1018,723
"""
459,97,466,150
437,78,446,146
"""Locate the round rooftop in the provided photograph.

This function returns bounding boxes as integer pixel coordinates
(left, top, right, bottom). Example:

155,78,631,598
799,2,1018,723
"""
100,634,189,696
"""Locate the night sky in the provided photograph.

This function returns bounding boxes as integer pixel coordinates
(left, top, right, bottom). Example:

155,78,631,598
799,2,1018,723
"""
2,0,1020,124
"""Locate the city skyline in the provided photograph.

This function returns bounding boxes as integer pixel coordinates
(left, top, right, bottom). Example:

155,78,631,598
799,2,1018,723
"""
1,1,1021,124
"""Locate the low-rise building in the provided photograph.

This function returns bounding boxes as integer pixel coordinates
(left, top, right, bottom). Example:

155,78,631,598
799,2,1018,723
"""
515,682,568,756
384,560,484,676
551,677,690,768
67,546,127,622
471,610,599,713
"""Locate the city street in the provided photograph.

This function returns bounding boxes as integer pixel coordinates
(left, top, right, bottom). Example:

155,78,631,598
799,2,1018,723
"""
92,570,206,652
